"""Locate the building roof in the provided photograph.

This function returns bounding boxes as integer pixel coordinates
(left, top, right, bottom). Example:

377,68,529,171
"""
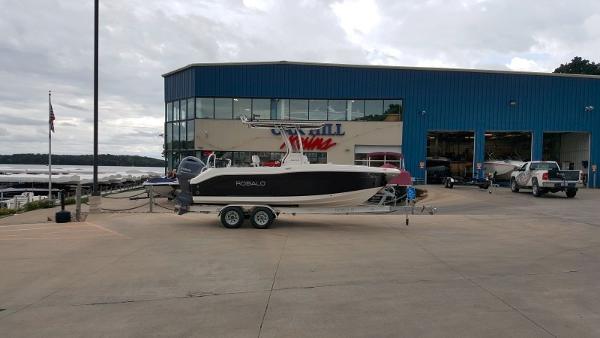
162,60,600,80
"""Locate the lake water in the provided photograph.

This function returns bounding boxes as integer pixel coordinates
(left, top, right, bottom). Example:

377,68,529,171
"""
0,164,164,175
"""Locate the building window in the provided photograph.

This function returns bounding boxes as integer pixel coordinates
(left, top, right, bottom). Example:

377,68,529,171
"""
179,121,187,148
327,100,346,121
165,123,172,150
348,100,365,120
271,99,288,119
180,99,188,120
233,98,252,119
186,120,195,149
187,98,195,120
166,102,173,122
171,122,179,149
173,100,180,121
290,100,308,120
196,98,214,119
214,98,233,119
309,99,327,121
364,100,384,121
383,100,402,121
252,99,271,120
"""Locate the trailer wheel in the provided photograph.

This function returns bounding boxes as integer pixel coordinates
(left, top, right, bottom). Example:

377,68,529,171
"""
250,207,275,229
220,206,244,229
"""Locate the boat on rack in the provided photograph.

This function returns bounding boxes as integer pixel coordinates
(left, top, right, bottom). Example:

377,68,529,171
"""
483,159,525,178
175,117,400,212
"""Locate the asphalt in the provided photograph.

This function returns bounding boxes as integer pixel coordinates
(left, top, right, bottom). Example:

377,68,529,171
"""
1,186,600,337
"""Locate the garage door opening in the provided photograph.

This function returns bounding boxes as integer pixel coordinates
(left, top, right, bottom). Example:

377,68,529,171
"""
484,132,531,181
427,132,474,183
543,132,590,185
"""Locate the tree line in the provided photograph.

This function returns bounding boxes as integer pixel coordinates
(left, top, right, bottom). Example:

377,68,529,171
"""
554,56,600,75
0,154,164,167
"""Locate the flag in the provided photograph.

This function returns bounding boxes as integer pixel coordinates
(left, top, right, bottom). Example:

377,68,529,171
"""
49,102,55,133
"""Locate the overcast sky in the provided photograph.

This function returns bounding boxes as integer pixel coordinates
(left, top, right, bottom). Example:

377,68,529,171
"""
0,0,598,159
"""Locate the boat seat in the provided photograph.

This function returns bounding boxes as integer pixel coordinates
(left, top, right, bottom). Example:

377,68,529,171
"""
251,155,261,167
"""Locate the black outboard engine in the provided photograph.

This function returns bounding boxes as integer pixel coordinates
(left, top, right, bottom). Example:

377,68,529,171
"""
175,156,205,214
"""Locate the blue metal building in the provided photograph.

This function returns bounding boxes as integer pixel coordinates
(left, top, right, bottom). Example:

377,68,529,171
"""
163,61,600,187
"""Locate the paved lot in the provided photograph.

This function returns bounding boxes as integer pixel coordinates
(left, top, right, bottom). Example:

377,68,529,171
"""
1,186,600,337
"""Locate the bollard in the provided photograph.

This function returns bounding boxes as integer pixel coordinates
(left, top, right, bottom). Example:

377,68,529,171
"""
75,183,82,221
149,185,154,213
55,190,71,223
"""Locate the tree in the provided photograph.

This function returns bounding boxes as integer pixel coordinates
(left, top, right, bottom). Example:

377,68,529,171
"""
553,56,600,75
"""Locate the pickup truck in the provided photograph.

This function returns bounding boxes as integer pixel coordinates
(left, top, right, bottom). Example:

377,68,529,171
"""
510,161,582,198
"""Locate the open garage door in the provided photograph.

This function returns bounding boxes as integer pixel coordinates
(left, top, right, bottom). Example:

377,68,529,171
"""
427,132,474,183
484,132,531,181
543,132,590,186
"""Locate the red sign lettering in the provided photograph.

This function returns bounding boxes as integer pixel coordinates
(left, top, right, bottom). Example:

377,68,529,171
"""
280,135,337,151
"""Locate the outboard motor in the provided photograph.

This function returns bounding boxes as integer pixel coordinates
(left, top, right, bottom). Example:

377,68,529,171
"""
175,156,205,214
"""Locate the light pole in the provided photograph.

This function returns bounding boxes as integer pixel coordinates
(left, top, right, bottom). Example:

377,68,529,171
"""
93,0,99,196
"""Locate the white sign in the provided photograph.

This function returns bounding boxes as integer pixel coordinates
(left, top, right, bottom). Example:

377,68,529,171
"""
593,164,597,172
419,161,425,169
476,162,482,170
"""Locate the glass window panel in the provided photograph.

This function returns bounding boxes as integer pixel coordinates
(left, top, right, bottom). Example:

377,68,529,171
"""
171,122,178,149
187,120,194,148
289,100,308,120
364,100,384,121
348,100,365,121
165,123,171,150
179,121,186,148
271,99,288,119
173,100,180,121
166,102,173,122
251,99,271,120
233,98,252,119
214,98,233,119
328,100,347,121
309,100,327,120
180,99,187,120
196,98,214,119
383,100,403,121
187,98,195,119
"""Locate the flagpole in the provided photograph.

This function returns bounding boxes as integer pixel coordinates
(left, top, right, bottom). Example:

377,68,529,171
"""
48,90,52,201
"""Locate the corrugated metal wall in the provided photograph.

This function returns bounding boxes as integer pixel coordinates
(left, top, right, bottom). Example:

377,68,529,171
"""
164,63,600,185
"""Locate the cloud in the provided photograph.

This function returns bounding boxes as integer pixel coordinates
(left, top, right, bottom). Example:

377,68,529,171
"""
1,0,599,158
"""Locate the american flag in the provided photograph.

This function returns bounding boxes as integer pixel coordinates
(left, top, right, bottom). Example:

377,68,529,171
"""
49,101,55,133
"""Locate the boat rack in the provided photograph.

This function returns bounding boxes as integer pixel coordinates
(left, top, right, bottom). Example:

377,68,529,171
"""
176,203,437,229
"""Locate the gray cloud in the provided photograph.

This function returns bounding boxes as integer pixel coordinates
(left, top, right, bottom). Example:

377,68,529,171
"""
0,0,598,158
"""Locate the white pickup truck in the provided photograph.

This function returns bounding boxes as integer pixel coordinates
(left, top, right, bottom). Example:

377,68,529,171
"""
510,161,583,198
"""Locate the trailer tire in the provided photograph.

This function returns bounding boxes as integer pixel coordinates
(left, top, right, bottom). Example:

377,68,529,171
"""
566,189,577,198
510,178,519,193
220,206,244,229
250,207,275,229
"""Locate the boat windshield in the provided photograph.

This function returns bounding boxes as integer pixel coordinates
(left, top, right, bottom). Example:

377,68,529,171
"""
530,162,559,171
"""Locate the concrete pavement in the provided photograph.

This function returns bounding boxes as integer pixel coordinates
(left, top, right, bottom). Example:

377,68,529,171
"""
1,186,600,337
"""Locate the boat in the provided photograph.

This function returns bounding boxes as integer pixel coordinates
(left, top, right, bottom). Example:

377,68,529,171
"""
175,117,400,212
143,176,178,198
483,160,524,177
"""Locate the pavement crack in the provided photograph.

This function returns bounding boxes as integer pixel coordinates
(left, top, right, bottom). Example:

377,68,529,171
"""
258,235,288,338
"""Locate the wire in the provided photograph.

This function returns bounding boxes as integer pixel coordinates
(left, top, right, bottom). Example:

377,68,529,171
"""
100,202,149,212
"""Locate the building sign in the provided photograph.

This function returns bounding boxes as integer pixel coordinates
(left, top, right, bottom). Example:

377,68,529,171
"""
593,164,597,172
419,161,425,169
280,135,337,151
476,162,482,170
271,123,346,136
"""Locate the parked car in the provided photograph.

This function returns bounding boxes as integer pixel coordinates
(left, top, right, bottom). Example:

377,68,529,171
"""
510,161,582,198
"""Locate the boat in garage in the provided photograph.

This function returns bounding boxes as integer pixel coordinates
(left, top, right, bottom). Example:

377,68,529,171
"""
175,117,400,212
